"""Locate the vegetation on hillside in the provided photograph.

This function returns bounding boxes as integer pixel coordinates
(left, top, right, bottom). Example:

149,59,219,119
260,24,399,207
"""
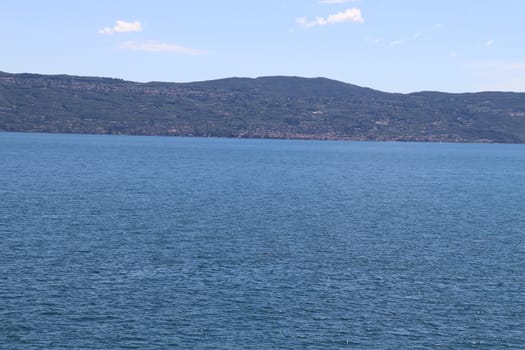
1,71,525,143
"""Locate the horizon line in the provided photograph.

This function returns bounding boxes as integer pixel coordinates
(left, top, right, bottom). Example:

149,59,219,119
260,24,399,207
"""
1,69,522,95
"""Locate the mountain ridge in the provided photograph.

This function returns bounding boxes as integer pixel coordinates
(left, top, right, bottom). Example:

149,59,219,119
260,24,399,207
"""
1,71,525,143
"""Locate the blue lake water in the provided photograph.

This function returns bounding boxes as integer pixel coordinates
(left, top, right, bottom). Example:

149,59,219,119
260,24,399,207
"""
1,132,525,349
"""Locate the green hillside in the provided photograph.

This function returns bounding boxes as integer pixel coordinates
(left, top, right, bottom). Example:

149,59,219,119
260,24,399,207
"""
1,71,525,143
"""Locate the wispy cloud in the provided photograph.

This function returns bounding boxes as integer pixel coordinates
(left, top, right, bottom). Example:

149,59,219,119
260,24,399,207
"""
98,20,142,35
389,39,406,46
120,40,205,55
318,0,359,4
367,38,381,44
296,8,364,27
485,39,495,46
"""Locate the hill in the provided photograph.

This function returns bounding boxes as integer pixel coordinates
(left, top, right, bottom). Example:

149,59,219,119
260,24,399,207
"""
1,71,525,143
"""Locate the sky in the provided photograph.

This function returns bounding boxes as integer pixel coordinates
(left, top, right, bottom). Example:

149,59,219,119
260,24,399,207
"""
2,0,525,93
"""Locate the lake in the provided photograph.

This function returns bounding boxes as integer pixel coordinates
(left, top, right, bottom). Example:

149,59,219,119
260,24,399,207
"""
1,132,524,349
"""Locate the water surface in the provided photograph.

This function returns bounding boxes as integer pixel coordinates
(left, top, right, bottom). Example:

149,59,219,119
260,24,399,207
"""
1,132,525,349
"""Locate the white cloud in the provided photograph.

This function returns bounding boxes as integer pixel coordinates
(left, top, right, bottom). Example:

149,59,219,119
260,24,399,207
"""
296,8,364,27
318,0,359,4
367,38,381,44
485,39,495,46
120,40,205,55
389,39,406,46
98,20,142,35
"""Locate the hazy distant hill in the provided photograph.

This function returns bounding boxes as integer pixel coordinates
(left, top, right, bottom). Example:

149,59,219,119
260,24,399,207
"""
1,71,525,143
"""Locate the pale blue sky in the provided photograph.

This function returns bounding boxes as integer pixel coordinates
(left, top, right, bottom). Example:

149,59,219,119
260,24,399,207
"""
2,0,524,92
